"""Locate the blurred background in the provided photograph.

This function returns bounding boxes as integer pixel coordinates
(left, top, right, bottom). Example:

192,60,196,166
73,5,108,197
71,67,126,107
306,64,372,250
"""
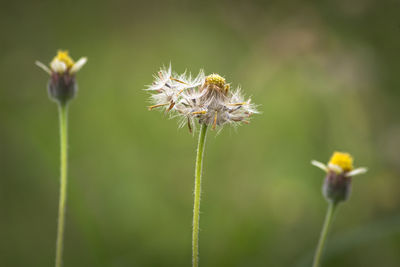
1,0,400,266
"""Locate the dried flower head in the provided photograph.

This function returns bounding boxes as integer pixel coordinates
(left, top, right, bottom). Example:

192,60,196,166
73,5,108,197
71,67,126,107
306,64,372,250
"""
312,151,367,203
36,50,87,104
146,65,258,132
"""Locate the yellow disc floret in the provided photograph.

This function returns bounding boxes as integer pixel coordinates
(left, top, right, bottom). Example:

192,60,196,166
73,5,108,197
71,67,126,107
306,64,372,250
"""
52,50,75,68
205,74,226,88
329,152,354,172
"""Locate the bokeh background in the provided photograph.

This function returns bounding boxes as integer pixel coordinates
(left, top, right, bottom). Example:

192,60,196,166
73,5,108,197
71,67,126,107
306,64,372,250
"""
1,0,400,266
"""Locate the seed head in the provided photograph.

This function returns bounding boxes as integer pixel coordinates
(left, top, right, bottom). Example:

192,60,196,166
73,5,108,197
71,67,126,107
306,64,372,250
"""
146,65,258,132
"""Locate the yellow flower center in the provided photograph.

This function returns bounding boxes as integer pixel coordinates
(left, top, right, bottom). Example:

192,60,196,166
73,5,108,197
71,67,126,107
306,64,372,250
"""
329,152,354,172
205,74,226,88
53,50,75,68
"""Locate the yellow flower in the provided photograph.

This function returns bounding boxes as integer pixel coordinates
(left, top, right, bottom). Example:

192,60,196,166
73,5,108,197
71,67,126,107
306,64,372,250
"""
312,151,367,203
311,151,367,177
36,50,87,103
204,73,230,95
36,50,87,75
52,50,75,69
328,152,353,172
205,73,226,88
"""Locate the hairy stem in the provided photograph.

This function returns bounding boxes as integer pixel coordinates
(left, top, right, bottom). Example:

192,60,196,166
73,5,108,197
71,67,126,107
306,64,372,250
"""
192,124,208,267
313,202,337,267
55,103,69,267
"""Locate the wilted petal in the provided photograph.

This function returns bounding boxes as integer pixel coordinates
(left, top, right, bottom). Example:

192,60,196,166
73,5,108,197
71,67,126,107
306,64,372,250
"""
50,59,67,73
35,61,51,75
328,163,343,174
345,167,368,177
70,57,87,74
311,160,328,172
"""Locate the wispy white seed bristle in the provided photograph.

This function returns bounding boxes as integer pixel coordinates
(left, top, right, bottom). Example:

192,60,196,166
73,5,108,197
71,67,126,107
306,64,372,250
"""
146,65,258,131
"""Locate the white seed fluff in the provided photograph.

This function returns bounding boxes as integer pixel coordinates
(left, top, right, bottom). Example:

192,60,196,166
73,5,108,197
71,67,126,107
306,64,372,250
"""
147,65,258,132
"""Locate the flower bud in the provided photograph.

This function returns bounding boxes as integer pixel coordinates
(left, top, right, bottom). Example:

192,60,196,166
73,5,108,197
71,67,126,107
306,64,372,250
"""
36,50,87,105
312,151,367,204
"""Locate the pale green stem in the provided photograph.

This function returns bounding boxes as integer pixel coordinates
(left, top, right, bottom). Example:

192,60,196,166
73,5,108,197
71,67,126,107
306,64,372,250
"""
192,124,208,267
55,103,69,267
312,202,337,267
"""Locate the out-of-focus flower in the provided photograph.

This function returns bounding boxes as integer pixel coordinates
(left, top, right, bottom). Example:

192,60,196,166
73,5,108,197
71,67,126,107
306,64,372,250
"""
36,50,87,267
312,151,367,203
146,65,258,132
36,50,87,103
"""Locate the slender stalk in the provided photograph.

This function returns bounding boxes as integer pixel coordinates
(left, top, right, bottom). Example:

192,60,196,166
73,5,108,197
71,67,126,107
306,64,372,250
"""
192,124,208,267
312,202,337,267
55,103,69,267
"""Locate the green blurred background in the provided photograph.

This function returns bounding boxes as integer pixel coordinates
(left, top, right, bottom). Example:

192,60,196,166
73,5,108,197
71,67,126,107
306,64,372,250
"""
1,0,400,266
